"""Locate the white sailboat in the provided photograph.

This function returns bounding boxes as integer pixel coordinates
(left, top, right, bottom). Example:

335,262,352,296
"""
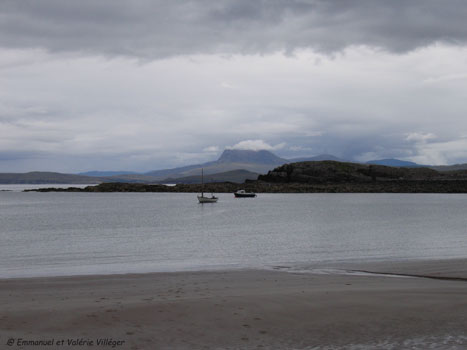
197,168,218,203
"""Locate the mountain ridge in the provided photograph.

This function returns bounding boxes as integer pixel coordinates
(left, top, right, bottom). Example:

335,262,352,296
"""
78,171,138,177
0,172,102,184
161,169,259,184
4,149,467,184
366,159,424,167
30,160,467,193
139,150,343,180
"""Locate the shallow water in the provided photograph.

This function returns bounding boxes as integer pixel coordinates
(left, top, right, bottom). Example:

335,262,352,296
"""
1,190,466,278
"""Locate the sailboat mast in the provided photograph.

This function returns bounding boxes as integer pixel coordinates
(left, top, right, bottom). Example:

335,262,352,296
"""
201,168,204,197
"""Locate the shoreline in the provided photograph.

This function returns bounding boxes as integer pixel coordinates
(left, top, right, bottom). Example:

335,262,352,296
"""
21,179,467,193
2,259,467,349
3,255,467,281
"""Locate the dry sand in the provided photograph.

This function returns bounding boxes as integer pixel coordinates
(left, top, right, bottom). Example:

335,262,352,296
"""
1,259,467,349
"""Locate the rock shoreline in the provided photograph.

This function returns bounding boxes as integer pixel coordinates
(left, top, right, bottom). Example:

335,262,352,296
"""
24,161,467,193
25,179,467,193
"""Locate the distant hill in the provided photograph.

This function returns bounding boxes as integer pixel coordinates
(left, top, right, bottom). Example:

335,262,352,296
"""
0,150,349,184
78,171,138,177
0,172,102,184
289,154,344,163
258,160,452,183
430,163,467,171
109,149,286,183
99,174,164,183
143,149,285,179
34,161,467,193
366,159,423,167
143,162,216,178
161,169,259,184
364,158,467,171
217,149,285,164
137,150,342,181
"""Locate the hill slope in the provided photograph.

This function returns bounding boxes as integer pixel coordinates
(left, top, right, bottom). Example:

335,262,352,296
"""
78,171,138,177
0,172,102,184
430,163,467,171
161,169,259,184
367,159,423,167
119,149,287,182
258,161,452,183
289,154,344,163
217,149,285,164
139,150,341,181
33,160,467,193
0,150,347,184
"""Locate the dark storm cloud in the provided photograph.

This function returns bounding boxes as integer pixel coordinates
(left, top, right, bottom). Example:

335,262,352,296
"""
2,1,467,171
1,0,467,57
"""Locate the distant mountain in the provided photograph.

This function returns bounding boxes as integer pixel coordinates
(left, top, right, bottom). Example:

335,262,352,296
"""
288,154,344,163
144,162,216,178
430,163,467,171
0,172,102,184
217,149,285,164
161,169,259,184
80,150,345,183
366,159,424,167
0,150,345,184
139,149,285,181
78,171,138,177
110,150,344,183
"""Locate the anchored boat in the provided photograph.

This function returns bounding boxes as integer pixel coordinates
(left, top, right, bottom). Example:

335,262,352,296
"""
234,189,257,198
197,168,218,203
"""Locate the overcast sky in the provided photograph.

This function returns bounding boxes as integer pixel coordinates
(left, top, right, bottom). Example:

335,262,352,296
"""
2,0,467,172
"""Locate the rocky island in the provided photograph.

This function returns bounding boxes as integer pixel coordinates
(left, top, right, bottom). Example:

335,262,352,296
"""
25,161,467,193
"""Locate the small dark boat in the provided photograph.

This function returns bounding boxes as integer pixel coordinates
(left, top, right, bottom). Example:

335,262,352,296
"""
234,190,257,198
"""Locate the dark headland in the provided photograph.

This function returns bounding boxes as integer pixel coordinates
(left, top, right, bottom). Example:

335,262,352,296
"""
26,160,467,193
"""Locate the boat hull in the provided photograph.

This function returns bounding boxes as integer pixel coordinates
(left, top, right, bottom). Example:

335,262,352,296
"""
234,192,257,198
198,195,218,203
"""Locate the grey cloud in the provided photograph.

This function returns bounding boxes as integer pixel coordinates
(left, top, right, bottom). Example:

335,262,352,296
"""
1,0,467,58
0,150,42,162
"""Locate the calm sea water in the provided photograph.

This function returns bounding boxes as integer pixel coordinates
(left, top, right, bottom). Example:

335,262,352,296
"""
1,186,466,278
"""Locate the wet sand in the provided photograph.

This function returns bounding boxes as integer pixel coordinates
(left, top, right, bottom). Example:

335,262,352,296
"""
1,259,467,349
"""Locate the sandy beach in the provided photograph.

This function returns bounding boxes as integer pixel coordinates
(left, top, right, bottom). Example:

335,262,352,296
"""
1,259,467,350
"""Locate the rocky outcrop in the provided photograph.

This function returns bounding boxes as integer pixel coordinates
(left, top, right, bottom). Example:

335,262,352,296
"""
26,179,467,193
258,161,444,183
